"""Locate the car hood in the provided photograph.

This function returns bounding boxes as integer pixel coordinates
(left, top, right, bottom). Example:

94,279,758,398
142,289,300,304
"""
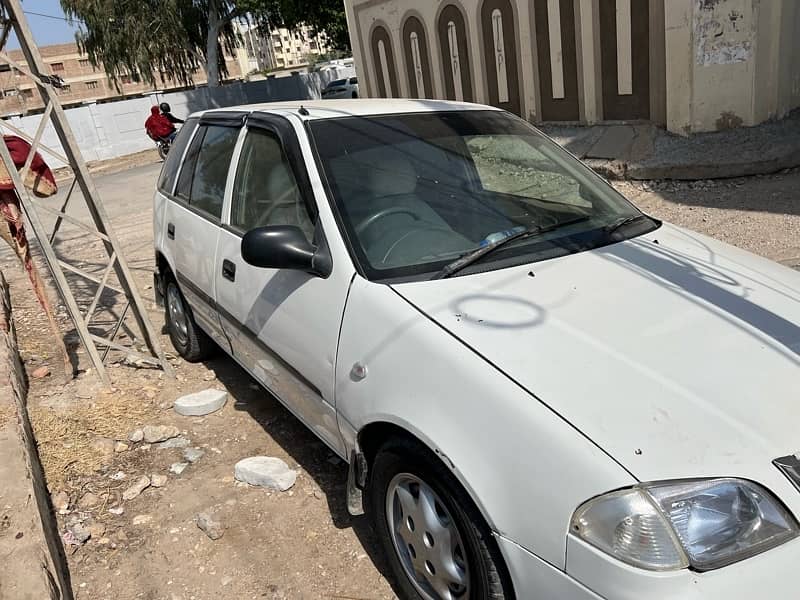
391,224,800,483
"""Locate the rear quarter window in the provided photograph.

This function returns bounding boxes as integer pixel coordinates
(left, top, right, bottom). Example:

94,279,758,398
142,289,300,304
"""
157,117,198,194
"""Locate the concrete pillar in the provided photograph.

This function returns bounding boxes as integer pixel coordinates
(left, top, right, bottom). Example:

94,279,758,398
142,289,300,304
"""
575,0,601,124
515,0,537,121
344,1,373,97
664,0,693,134
752,0,782,123
467,1,487,104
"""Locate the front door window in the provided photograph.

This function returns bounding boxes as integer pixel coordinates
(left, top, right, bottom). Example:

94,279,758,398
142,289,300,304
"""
230,128,314,239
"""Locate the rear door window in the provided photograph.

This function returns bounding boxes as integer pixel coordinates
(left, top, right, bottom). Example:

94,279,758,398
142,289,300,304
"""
157,117,198,194
174,124,240,220
189,126,240,219
175,127,205,201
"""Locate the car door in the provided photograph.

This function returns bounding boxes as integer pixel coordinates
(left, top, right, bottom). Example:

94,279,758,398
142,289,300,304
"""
166,113,244,351
214,113,352,456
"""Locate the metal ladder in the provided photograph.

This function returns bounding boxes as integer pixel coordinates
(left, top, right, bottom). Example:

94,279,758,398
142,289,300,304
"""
0,0,172,385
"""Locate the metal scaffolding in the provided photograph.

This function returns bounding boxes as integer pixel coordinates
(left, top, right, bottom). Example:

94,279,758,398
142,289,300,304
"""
0,0,172,385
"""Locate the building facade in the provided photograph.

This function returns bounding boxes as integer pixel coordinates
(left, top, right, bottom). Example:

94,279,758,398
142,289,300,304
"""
344,0,800,133
270,25,332,70
0,42,244,116
234,22,333,76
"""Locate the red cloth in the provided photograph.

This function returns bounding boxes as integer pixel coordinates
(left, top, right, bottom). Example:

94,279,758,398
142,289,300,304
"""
0,135,57,196
145,105,175,139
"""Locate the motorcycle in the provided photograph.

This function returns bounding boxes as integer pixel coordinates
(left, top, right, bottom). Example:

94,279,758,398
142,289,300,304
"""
151,134,173,161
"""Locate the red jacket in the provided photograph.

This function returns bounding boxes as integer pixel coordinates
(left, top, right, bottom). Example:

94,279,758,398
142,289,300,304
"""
145,106,175,139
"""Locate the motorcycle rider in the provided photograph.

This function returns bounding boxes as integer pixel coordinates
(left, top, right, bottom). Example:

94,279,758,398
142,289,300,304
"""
144,105,176,143
159,102,184,125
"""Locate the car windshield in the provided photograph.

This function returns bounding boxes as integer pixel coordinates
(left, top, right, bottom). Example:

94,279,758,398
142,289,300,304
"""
310,110,657,281
327,79,347,88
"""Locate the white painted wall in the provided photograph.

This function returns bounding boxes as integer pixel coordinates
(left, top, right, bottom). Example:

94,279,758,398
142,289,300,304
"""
1,68,355,168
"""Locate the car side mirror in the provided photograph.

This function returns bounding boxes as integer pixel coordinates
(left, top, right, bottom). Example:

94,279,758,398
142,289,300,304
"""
241,225,331,278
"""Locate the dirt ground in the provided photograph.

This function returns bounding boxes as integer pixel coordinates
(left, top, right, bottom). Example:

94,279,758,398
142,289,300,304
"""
1,159,799,600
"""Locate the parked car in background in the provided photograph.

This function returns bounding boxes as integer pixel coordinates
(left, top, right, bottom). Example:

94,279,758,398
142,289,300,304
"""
322,77,358,99
153,99,800,600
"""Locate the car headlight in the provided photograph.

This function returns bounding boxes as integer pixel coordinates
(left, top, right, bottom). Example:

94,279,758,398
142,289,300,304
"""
571,478,799,571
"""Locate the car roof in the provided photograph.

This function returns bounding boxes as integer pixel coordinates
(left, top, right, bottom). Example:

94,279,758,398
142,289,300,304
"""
199,99,501,121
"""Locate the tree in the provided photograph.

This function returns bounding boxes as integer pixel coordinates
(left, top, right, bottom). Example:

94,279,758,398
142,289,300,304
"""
60,0,271,88
265,0,350,52
60,0,351,88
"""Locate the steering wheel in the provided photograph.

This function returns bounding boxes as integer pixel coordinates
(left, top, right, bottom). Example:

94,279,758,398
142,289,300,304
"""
355,207,421,236
381,224,465,264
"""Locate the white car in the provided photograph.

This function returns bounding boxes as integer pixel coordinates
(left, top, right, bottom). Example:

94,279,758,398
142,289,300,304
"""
153,100,800,600
321,76,358,99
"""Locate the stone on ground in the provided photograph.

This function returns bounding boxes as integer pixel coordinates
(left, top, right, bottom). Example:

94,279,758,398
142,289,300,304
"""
169,462,189,475
142,425,180,443
91,437,115,455
195,512,224,540
114,441,129,453
51,491,69,513
173,389,227,416
151,473,167,488
234,456,297,491
127,429,144,442
87,522,105,538
156,436,190,449
183,447,204,463
65,522,91,545
31,365,50,379
122,475,150,500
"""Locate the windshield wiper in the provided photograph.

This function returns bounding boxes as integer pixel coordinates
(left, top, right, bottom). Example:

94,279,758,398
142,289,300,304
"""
603,214,660,237
433,215,590,279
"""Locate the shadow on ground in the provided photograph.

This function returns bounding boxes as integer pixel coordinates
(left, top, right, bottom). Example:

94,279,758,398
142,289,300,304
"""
631,171,800,217
206,353,399,594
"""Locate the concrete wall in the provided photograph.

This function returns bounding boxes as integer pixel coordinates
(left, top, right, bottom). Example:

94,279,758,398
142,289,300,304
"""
664,0,800,133
347,0,800,134
1,67,354,169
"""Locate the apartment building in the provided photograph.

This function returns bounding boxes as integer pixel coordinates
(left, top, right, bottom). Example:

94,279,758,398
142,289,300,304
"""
234,20,276,74
270,25,331,70
0,42,244,116
233,21,333,76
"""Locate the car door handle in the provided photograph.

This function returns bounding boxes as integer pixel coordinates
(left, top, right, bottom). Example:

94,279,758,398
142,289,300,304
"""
167,223,175,239
222,259,236,282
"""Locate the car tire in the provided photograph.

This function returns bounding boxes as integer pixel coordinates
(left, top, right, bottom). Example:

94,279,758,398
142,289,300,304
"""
164,275,214,362
368,437,512,600
352,91,358,98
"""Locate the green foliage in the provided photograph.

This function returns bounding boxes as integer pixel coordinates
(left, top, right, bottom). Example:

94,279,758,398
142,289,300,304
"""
265,0,350,51
59,0,350,87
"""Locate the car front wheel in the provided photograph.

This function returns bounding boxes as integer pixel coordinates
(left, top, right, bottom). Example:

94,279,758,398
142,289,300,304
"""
369,438,512,600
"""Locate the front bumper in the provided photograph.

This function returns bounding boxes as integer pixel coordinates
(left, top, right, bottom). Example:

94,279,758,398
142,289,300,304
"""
496,532,800,599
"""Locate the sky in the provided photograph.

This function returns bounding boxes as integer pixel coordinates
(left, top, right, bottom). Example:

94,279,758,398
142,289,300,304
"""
7,0,81,49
